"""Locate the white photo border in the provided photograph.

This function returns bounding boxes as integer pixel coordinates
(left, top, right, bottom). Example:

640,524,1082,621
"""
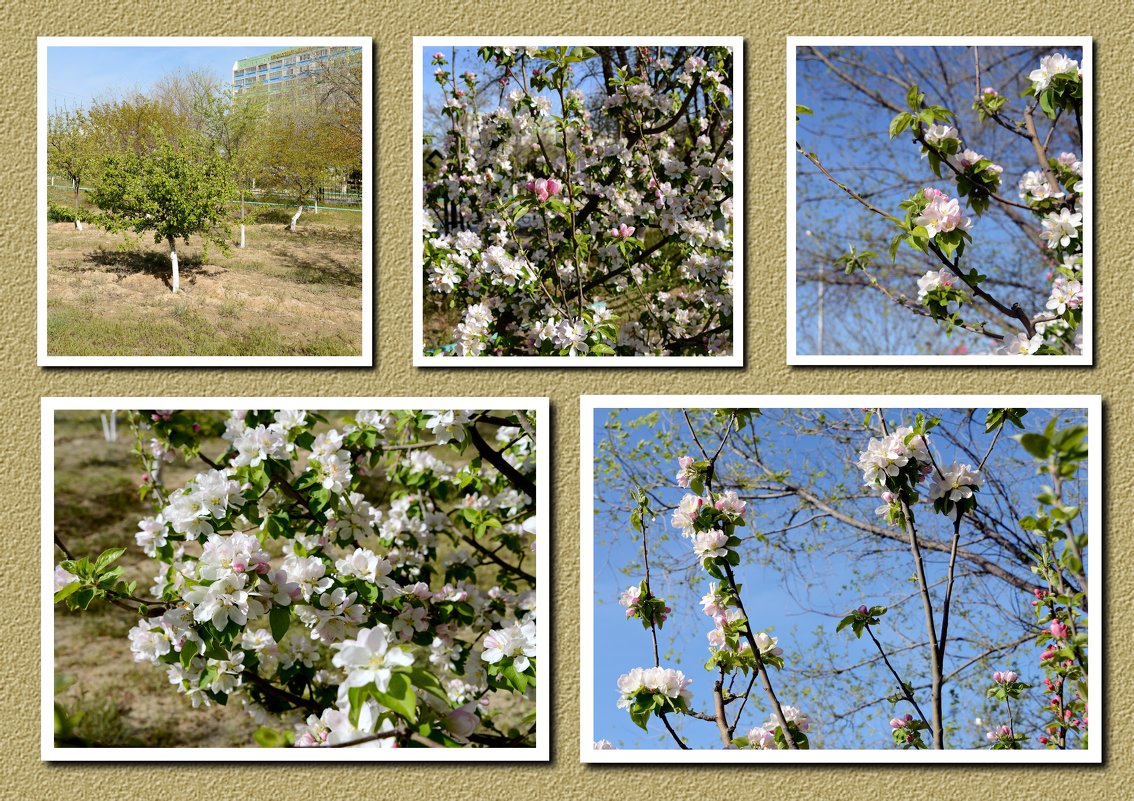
412,35,745,368
579,393,1102,763
37,37,375,368
42,396,550,762
786,36,1093,366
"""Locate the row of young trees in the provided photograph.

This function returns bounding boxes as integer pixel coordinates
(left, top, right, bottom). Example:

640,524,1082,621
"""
47,50,363,292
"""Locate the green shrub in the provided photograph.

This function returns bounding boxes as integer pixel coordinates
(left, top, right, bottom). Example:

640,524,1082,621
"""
47,201,79,223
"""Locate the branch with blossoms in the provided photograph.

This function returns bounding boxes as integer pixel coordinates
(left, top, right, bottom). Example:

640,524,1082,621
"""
53,408,540,749
422,44,736,357
796,46,1085,355
610,411,808,750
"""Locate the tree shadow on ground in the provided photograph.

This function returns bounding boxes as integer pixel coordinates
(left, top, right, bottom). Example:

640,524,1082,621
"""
77,248,217,289
285,256,363,289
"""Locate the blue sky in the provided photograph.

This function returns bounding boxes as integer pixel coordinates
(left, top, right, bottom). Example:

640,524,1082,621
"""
46,44,283,111
421,45,613,139
590,406,1088,750
794,44,1084,356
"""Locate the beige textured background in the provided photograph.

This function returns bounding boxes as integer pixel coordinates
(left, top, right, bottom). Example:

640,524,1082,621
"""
0,2,1127,799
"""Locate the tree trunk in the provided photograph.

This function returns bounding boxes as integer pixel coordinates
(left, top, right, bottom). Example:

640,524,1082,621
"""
290,205,303,232
239,191,246,248
167,235,180,293
73,180,82,231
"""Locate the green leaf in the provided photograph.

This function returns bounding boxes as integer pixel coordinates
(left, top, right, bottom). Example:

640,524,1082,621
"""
408,667,451,704
94,548,126,572
906,84,922,110
373,671,417,723
180,639,199,669
269,605,291,643
53,582,81,604
73,587,96,609
347,684,371,727
888,112,911,139
1016,433,1052,460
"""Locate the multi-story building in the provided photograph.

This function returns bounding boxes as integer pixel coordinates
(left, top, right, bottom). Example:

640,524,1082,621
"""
232,46,361,96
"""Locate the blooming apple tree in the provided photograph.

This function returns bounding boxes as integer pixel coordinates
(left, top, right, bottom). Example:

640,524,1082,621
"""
421,44,736,357
53,408,540,749
595,406,1090,750
795,45,1086,356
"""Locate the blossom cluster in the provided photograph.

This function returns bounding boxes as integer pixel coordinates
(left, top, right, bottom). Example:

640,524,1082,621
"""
857,421,982,523
743,705,810,750
615,666,693,710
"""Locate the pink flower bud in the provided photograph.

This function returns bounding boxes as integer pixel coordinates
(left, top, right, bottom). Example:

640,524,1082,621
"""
890,718,905,729
1038,736,1049,745
857,605,868,615
1050,620,1069,640
881,491,895,503
1004,671,1017,683
433,52,444,60
993,671,1003,683
983,87,997,96
545,178,562,196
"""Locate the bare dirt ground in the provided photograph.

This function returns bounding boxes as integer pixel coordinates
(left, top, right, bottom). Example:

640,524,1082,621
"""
52,412,258,747
45,214,364,358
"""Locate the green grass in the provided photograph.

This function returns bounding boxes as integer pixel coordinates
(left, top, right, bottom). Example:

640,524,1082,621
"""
46,200,364,358
47,306,356,357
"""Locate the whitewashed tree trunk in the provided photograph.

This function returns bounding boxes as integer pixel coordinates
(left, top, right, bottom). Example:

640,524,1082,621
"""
238,191,246,248
290,205,303,232
167,234,180,293
73,180,82,231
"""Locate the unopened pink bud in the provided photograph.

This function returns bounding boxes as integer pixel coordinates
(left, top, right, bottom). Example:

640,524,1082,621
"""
1004,671,1017,683
889,718,905,729
857,605,868,615
545,178,562,196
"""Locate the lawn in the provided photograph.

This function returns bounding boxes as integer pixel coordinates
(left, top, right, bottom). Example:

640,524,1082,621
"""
45,193,365,358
